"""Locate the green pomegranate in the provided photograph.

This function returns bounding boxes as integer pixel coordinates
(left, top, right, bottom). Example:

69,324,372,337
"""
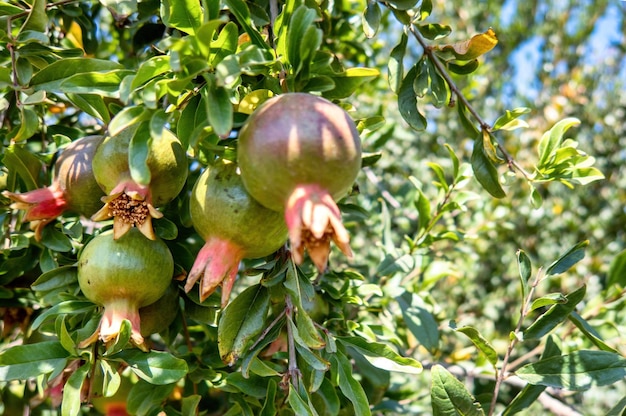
78,227,174,348
237,93,362,272
2,135,105,240
91,126,188,240
184,159,288,306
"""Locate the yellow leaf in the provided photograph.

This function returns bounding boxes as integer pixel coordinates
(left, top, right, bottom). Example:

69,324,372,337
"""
438,28,498,60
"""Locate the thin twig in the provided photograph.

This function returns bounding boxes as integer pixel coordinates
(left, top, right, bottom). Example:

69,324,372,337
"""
408,25,533,181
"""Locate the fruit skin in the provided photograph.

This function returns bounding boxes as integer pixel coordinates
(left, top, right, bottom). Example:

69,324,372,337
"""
91,127,188,240
2,135,105,240
139,282,179,337
77,227,174,348
184,159,288,306
237,93,362,271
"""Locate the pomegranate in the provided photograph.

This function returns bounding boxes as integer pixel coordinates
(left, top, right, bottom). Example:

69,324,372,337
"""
77,227,173,349
2,135,105,240
91,127,188,240
184,159,288,306
236,93,362,272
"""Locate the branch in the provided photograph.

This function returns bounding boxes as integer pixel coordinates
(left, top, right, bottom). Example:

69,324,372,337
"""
408,25,533,181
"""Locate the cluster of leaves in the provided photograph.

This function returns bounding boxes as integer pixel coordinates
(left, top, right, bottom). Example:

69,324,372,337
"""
1,0,624,415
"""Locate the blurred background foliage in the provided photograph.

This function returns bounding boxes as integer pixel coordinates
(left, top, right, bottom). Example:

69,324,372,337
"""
0,0,625,414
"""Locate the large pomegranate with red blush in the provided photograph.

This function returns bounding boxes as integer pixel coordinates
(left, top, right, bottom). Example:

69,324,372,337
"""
237,93,362,272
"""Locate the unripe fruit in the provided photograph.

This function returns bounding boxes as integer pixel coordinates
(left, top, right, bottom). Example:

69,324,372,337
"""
91,127,188,240
78,228,174,348
237,93,362,271
184,159,288,306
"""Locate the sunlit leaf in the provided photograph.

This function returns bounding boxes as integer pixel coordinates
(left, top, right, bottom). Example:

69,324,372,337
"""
545,240,588,276
388,32,408,93
110,349,188,385
61,362,90,416
337,336,422,373
492,107,531,131
431,365,485,416
330,351,372,416
516,350,626,391
418,23,451,40
397,292,438,353
607,248,626,288
160,0,202,34
537,117,581,168
516,250,531,299
20,0,47,33
528,293,567,311
454,326,498,367
568,312,619,353
523,284,586,340
31,58,124,91
224,0,269,49
0,341,69,381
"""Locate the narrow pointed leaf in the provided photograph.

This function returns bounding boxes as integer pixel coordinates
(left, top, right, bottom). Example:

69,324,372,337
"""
110,349,188,384
398,65,427,130
454,326,498,367
523,284,586,340
607,248,626,287
516,350,626,391
537,118,580,167
431,365,485,416
471,133,505,198
517,250,531,299
160,0,202,35
61,363,90,416
568,312,619,353
337,336,422,373
331,351,371,416
0,341,69,381
528,293,568,311
545,240,588,276
218,284,270,366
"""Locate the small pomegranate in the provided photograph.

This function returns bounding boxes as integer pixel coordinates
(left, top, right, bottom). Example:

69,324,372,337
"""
77,227,174,349
184,159,288,306
2,135,105,240
91,127,188,240
237,93,362,272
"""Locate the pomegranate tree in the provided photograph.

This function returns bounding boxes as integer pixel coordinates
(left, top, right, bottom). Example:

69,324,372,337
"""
91,127,188,240
237,93,362,272
77,227,174,349
2,135,105,240
184,159,288,306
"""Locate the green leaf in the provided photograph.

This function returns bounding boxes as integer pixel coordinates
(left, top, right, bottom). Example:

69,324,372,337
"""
503,336,561,415
59,70,134,98
324,67,379,99
11,106,39,142
181,395,202,416
537,117,581,168
418,23,451,40
129,123,152,186
31,300,96,330
61,362,90,416
203,80,233,138
545,240,588,276
409,178,431,233
20,0,47,33
337,336,422,373
111,349,188,385
330,351,372,416
31,58,124,92
397,292,438,352
287,4,322,77
210,22,238,67
127,379,176,415
387,0,420,11
529,293,568,311
40,225,73,252
605,397,626,416
492,107,531,131
568,312,619,353
223,0,269,49
523,284,586,340
259,379,278,416
388,32,408,93
517,250,531,300
398,65,427,130
66,93,111,123
160,0,203,35
454,326,498,367
431,365,485,416
0,341,70,381
516,350,626,391
362,1,381,38
31,265,77,293
3,144,42,190
132,56,171,90
607,248,626,288
0,3,24,15
108,106,149,136
218,284,270,366
288,384,316,416
471,132,506,198
447,59,479,75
